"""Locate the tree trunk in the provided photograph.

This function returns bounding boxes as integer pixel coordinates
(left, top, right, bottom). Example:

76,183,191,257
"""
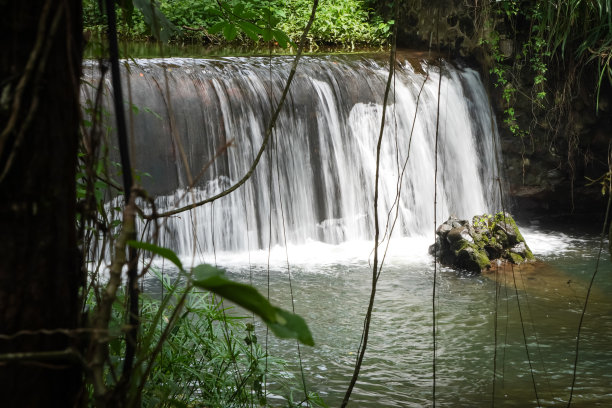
0,1,84,405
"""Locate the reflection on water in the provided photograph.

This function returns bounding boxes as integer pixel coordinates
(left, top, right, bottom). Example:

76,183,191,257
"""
181,228,610,407
83,40,386,59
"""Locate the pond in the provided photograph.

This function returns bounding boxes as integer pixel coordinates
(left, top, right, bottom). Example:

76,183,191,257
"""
202,225,612,407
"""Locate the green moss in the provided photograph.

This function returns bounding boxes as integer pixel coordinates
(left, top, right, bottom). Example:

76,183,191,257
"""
475,249,492,270
495,230,508,246
494,212,526,242
472,233,483,248
451,239,470,254
508,252,524,264
435,212,535,274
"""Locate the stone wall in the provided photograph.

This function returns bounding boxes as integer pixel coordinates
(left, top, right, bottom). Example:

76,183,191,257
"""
393,0,480,57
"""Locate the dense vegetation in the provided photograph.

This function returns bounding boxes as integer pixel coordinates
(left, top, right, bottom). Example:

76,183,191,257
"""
478,0,612,212
83,0,392,47
2,0,610,406
480,0,611,138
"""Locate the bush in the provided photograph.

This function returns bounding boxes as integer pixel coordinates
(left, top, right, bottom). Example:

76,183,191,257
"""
82,0,391,46
278,0,389,46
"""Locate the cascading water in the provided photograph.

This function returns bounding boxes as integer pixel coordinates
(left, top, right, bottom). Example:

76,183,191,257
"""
82,56,612,407
83,55,501,257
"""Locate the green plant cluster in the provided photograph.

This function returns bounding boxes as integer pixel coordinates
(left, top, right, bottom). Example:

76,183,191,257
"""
483,0,612,140
276,0,391,46
83,0,391,47
131,277,286,407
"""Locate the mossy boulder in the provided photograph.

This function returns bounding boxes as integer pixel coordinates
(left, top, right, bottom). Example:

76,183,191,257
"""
429,212,535,273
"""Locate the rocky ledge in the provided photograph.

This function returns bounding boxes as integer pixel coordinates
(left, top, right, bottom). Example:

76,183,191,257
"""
429,212,535,274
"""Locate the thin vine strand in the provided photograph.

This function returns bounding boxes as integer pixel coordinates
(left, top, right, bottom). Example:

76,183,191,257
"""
340,3,398,405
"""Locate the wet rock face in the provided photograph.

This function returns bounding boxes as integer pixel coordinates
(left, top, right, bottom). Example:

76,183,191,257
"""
394,0,479,57
429,212,535,274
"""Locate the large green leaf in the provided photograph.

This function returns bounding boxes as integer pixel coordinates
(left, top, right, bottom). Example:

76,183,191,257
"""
223,23,238,41
236,21,263,42
272,28,292,48
262,27,273,41
208,21,226,35
127,240,183,271
192,264,314,346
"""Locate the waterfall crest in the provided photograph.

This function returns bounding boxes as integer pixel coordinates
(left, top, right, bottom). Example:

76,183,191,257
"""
83,55,501,256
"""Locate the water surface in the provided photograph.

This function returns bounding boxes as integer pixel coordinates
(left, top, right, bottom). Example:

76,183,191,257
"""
202,228,612,407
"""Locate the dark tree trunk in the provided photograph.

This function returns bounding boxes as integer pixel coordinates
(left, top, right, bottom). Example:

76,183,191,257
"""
0,1,84,405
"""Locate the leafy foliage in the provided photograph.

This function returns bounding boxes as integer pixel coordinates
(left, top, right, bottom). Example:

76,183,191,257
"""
127,241,314,346
276,0,389,46
78,94,315,405
193,264,314,346
484,0,612,139
83,0,391,46
137,275,288,407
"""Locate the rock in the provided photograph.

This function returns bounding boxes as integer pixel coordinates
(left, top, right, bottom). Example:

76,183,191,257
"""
436,222,452,235
510,241,526,255
447,226,473,244
430,212,535,273
456,246,491,273
499,38,514,58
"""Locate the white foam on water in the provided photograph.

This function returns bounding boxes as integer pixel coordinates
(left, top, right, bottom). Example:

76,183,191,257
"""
177,235,433,272
521,226,581,256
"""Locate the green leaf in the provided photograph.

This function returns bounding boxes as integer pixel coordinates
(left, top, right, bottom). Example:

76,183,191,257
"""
236,21,261,42
205,7,222,17
272,29,291,48
262,27,273,41
233,3,245,17
223,23,238,41
261,9,280,27
193,264,314,346
117,0,135,27
143,106,162,120
127,240,183,271
208,21,226,35
219,1,232,14
268,307,314,346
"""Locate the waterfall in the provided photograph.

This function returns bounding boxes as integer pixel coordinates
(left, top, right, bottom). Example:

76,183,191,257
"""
83,55,501,257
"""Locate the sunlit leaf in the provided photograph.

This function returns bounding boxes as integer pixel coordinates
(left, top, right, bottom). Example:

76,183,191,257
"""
127,240,183,271
272,29,291,48
193,264,314,346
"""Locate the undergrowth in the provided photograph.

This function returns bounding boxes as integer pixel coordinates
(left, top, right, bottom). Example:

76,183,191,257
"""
83,0,392,47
